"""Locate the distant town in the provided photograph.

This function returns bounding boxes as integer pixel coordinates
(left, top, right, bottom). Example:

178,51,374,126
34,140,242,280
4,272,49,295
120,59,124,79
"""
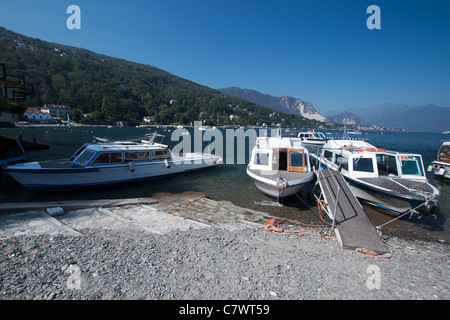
8,103,405,132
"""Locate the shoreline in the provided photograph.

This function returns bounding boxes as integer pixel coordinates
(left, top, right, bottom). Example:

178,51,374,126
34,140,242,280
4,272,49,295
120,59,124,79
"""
0,192,448,300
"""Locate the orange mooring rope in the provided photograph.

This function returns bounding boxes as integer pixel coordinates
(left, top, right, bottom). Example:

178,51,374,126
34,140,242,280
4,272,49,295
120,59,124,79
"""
264,218,335,239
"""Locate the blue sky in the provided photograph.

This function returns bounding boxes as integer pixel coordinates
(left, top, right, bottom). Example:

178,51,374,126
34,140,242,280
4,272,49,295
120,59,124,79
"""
1,0,449,113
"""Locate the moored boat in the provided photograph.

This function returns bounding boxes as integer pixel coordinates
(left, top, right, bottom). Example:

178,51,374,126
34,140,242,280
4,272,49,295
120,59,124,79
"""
428,141,450,181
247,130,315,199
311,139,440,216
297,130,327,146
5,135,222,191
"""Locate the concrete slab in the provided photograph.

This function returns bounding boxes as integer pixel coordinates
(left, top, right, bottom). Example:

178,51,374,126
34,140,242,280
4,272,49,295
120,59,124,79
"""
0,192,275,240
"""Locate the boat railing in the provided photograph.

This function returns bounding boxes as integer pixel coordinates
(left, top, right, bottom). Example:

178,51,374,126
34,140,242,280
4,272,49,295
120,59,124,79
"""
314,150,341,229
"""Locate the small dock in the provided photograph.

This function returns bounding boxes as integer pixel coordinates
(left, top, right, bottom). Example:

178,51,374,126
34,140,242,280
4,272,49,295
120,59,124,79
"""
315,169,391,257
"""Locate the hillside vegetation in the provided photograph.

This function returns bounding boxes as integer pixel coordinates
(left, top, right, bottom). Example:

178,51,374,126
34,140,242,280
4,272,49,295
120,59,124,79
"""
0,27,320,127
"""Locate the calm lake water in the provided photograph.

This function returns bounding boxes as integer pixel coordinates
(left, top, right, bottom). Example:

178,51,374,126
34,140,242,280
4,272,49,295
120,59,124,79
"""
1,126,449,243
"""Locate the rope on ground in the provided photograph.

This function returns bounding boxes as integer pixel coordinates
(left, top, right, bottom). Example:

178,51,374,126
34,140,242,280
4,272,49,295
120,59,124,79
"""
264,218,335,239
355,247,393,258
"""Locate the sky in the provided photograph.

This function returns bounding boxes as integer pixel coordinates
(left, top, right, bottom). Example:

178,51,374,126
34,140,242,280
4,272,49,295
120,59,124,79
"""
0,0,449,113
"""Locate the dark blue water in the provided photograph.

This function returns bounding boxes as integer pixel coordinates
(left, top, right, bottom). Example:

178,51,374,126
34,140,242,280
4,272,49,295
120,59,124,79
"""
1,126,448,242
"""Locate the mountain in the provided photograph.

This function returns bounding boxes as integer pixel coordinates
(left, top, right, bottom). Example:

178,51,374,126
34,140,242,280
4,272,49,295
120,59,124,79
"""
0,27,312,127
346,103,450,132
218,87,328,122
325,111,370,126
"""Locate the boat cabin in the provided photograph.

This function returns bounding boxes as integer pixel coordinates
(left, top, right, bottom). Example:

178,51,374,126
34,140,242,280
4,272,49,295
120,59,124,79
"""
297,131,326,140
250,137,310,173
71,143,171,167
320,140,427,180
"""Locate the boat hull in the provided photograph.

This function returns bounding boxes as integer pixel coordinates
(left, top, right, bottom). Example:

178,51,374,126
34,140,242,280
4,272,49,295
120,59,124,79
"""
6,156,220,191
246,166,314,199
431,161,450,181
346,176,438,215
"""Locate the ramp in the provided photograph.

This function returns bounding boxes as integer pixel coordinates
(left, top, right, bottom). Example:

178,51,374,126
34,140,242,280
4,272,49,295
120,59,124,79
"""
316,169,391,256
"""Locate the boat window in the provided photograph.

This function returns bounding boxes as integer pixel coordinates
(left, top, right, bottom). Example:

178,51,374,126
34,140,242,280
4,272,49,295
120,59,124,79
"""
324,150,333,162
376,154,398,176
92,152,123,165
152,150,171,161
254,152,270,166
125,151,150,162
336,154,349,171
353,157,374,172
400,155,424,176
288,151,305,172
74,149,95,165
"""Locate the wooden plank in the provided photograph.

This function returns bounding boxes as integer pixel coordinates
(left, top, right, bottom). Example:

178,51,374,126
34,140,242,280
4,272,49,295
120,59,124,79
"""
317,170,390,256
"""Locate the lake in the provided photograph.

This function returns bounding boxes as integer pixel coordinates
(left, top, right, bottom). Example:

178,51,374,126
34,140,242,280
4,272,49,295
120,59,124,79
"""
0,125,448,243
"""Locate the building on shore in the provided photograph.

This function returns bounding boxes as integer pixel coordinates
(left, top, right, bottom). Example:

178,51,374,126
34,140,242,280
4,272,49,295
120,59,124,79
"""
23,107,52,122
40,104,71,121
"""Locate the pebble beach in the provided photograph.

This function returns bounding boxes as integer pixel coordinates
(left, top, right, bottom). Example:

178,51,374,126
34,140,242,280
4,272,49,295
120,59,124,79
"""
0,192,448,301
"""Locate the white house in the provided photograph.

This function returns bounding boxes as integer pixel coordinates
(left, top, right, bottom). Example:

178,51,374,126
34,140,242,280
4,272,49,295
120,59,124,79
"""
23,107,52,122
40,104,71,121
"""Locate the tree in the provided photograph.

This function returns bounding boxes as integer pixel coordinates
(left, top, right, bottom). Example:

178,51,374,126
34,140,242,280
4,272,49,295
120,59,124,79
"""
186,107,198,123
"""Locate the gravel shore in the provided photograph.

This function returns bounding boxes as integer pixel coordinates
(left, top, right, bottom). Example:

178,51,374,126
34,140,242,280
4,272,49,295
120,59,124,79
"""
1,216,448,301
0,192,448,301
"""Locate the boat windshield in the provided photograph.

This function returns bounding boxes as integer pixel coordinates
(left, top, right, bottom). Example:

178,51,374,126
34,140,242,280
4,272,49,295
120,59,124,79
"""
314,133,325,139
376,154,398,176
73,149,96,166
400,155,424,176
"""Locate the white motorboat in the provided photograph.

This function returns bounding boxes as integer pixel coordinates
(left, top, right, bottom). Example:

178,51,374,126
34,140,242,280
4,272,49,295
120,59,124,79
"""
5,136,222,191
247,130,315,199
428,141,450,181
311,139,440,216
297,130,327,146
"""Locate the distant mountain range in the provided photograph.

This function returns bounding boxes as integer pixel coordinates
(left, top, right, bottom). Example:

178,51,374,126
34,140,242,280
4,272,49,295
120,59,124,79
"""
218,87,327,122
219,87,449,132
325,111,370,127
326,103,450,132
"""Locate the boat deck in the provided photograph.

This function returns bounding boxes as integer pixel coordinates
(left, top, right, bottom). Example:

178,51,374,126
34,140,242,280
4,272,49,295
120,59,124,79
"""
358,177,436,196
316,170,391,256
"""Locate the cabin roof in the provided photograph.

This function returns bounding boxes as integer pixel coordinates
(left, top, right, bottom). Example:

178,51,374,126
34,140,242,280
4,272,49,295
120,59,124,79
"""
323,139,375,150
85,143,166,153
256,137,306,150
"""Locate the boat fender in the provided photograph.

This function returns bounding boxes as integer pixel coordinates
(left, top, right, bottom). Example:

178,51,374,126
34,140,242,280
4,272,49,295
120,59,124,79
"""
164,159,170,168
129,162,135,172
